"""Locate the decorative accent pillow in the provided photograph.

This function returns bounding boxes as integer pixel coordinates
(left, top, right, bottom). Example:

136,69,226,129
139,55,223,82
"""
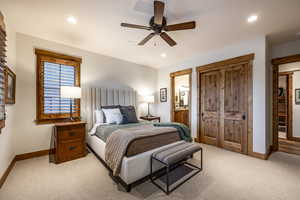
101,105,120,122
120,106,138,124
94,109,104,123
102,108,123,124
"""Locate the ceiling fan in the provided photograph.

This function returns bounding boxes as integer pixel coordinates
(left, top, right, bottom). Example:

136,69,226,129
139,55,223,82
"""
121,1,196,47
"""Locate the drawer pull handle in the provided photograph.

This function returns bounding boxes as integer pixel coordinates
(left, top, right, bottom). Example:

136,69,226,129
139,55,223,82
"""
69,146,76,151
69,132,76,136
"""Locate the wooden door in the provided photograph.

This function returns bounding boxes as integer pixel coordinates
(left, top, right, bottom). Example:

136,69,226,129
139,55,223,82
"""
200,70,220,146
221,64,247,153
200,64,248,154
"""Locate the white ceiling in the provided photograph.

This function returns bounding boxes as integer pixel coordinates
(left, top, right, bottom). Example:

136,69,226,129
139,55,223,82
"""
2,0,300,68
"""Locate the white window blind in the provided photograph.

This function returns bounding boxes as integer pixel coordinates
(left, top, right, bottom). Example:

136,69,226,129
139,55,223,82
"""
0,25,6,124
43,62,75,114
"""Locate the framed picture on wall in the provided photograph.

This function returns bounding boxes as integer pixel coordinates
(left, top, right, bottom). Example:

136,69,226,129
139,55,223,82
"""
160,88,167,102
295,88,300,105
5,66,16,104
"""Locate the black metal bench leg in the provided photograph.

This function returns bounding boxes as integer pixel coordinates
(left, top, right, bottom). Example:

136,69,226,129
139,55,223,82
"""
126,184,132,192
200,149,203,171
166,165,170,195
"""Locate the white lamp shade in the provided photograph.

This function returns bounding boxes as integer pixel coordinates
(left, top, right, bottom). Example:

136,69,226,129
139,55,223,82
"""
143,95,154,103
60,86,81,99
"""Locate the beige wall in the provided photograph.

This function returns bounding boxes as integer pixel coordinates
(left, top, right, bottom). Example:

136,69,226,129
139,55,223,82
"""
157,36,268,154
14,33,157,155
0,19,17,179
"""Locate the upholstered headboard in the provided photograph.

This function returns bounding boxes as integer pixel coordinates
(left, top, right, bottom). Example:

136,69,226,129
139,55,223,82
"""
82,88,137,129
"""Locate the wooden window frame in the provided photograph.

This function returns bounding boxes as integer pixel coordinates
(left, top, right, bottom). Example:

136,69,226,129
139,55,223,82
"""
35,49,82,124
0,11,6,132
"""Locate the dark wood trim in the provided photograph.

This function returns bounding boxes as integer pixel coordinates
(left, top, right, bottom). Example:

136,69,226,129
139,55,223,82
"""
35,49,82,63
197,54,255,73
272,54,300,151
15,149,54,161
248,152,268,160
278,139,300,155
287,74,293,140
248,145,273,160
197,54,254,156
4,66,16,104
0,12,6,132
279,71,294,75
272,54,300,65
35,49,81,124
170,68,192,127
170,68,192,77
0,149,54,188
0,157,16,189
247,60,254,156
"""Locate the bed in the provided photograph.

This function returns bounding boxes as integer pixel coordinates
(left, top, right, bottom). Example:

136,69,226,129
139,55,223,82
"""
83,88,189,191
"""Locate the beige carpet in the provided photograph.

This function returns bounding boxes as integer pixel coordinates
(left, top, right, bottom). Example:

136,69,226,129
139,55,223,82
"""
1,144,300,200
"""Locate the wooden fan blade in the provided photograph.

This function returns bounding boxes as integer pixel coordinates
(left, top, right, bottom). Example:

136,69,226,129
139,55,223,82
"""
121,23,151,30
138,33,156,45
164,21,196,31
160,32,177,47
154,1,165,25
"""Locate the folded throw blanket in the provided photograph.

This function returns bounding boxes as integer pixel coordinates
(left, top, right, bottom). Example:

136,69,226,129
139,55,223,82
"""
153,122,192,142
105,124,178,176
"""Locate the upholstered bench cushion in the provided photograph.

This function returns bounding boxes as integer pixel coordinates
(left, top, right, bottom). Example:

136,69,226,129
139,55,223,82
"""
152,141,201,165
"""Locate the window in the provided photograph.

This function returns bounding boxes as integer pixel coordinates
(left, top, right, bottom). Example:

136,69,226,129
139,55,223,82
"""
0,11,6,131
35,49,82,124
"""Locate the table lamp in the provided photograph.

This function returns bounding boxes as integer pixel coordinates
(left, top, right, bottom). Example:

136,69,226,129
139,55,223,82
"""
144,95,154,117
60,86,81,121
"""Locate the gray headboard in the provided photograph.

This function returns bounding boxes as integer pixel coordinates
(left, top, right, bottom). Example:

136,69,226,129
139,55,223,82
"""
82,88,137,129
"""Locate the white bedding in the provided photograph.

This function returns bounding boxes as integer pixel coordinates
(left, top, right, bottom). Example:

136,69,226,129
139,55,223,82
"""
87,124,182,184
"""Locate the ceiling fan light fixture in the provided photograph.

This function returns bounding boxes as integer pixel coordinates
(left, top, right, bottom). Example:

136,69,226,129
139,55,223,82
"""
120,1,196,47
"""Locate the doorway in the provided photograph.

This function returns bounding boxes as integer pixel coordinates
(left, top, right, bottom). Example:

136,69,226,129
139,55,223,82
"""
197,54,254,155
170,69,192,127
272,54,300,155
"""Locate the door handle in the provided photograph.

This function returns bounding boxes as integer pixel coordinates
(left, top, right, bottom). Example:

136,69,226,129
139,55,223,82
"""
69,146,76,151
201,113,205,121
242,114,246,120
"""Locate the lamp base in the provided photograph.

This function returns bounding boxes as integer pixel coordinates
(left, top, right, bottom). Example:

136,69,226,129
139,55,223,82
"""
69,117,76,121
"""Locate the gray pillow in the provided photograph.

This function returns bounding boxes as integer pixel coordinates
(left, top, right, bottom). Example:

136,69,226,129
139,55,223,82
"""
120,106,138,124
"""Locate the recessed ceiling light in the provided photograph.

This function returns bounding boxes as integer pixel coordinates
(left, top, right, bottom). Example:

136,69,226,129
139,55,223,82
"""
247,15,258,23
161,53,167,58
67,16,77,24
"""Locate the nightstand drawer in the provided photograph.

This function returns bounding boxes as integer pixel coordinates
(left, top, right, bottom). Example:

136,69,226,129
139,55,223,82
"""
58,141,86,162
54,121,87,164
58,128,85,141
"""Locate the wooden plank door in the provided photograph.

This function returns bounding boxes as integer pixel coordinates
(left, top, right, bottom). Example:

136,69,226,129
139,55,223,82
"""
221,64,248,153
200,70,220,146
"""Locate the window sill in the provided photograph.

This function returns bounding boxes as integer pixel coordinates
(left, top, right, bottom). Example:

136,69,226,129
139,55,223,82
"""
35,118,81,125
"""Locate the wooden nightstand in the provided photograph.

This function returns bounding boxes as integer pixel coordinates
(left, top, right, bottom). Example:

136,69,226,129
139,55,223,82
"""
54,121,87,164
140,116,160,122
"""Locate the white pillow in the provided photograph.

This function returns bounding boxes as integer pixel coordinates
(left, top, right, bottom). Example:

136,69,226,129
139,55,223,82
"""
95,109,104,123
102,108,123,124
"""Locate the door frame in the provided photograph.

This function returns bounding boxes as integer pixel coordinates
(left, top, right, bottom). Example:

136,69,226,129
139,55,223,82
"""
272,54,300,151
278,72,293,140
196,54,254,155
170,68,192,127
